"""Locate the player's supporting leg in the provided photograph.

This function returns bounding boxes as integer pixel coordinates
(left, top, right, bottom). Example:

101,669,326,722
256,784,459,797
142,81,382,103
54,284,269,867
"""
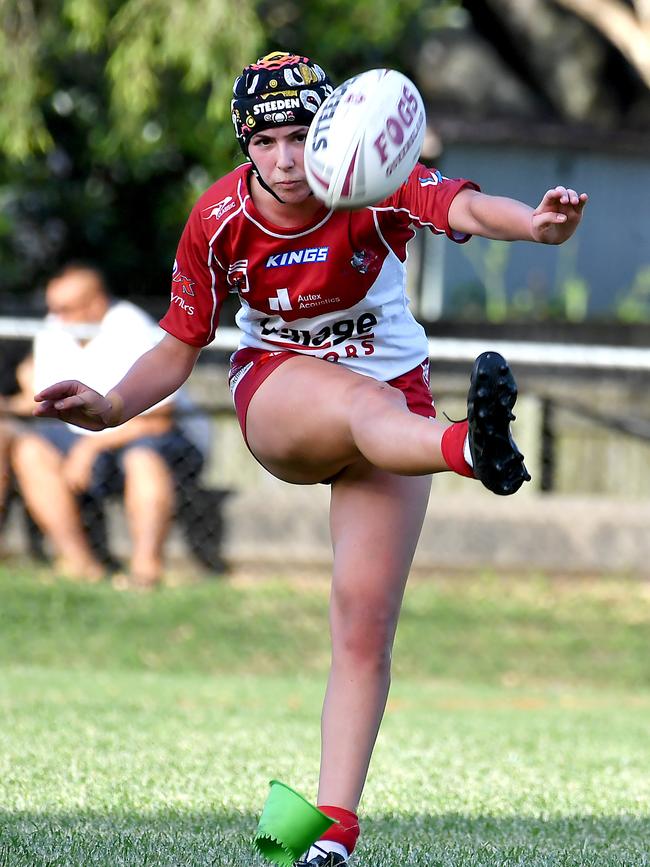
122,446,174,587
330,465,429,793
11,433,105,580
293,463,431,866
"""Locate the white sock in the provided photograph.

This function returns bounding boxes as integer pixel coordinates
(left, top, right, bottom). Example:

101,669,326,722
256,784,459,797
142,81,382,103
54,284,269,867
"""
463,433,473,468
307,840,349,861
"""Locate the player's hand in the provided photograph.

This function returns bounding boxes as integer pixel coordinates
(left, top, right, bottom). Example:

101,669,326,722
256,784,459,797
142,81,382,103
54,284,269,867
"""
531,186,588,245
63,439,100,492
33,380,114,431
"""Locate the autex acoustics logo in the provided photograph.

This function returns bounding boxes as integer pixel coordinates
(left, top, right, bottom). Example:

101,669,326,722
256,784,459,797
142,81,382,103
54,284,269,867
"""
269,288,292,311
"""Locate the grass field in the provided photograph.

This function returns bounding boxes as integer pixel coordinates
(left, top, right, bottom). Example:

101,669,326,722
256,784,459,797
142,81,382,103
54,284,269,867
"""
0,562,649,866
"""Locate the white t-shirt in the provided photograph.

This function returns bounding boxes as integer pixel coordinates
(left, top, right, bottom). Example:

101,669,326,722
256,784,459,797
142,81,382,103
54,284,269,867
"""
34,300,175,437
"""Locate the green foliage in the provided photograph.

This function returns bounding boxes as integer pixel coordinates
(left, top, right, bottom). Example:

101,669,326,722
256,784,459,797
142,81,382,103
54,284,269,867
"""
63,0,109,50
559,275,589,322
256,0,457,80
106,0,256,138
0,0,262,297
0,0,457,165
0,0,464,298
0,0,53,159
0,0,262,163
553,237,589,322
616,264,650,323
454,236,592,322
461,238,510,322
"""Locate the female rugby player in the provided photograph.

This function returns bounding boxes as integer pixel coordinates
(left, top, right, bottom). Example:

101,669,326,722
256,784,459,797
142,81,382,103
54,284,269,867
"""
34,52,587,867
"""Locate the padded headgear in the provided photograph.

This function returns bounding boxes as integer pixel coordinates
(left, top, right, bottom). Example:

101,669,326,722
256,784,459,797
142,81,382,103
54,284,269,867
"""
231,51,333,154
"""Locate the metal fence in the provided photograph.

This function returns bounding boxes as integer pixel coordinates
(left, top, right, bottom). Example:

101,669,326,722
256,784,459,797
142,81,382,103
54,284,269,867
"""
2,320,650,574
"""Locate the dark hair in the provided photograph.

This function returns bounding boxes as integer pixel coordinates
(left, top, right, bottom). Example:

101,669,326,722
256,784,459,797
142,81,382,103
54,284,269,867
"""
48,261,110,295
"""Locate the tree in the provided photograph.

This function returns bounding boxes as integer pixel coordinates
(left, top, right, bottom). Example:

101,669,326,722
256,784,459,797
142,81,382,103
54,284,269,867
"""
459,0,650,126
0,0,262,297
0,0,262,163
552,0,650,89
0,0,459,297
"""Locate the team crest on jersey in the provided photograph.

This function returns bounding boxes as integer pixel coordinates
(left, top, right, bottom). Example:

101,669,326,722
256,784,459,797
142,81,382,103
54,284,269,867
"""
227,259,250,293
202,196,236,222
266,247,329,268
172,260,195,296
419,170,445,187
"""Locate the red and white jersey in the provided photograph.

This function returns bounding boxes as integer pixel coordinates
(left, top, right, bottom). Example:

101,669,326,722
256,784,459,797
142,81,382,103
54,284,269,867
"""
160,162,478,381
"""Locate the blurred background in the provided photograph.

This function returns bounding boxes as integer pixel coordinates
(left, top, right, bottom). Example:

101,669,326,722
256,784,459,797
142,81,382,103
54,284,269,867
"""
2,0,650,578
2,11,649,865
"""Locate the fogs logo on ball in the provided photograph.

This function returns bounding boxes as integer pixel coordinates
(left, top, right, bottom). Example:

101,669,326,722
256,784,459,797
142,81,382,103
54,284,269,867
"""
373,83,425,177
304,68,426,209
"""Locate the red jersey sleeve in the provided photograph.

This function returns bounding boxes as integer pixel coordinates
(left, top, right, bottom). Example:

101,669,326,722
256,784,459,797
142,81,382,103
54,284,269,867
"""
383,163,480,243
159,200,229,347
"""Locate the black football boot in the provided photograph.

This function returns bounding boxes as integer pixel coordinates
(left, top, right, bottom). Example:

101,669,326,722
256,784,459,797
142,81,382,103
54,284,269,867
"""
467,351,531,495
294,843,347,866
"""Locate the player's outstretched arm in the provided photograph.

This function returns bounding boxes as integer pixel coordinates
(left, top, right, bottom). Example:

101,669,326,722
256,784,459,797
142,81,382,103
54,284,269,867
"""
34,380,114,431
530,186,589,244
448,186,588,244
34,333,201,431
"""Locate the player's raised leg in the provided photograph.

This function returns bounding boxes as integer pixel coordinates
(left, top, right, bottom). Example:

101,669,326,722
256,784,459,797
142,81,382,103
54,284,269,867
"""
245,355,450,485
469,351,531,494
245,353,529,494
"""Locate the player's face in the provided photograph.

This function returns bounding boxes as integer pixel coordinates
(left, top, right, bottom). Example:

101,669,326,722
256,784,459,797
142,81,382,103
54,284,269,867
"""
248,125,312,204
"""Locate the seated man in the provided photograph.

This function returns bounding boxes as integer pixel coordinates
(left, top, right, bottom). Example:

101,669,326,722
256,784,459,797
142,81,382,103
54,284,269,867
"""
0,346,36,535
12,262,208,587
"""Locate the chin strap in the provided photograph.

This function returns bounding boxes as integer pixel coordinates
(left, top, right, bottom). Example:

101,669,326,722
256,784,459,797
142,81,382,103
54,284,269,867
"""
246,154,314,205
247,157,317,206
248,160,286,204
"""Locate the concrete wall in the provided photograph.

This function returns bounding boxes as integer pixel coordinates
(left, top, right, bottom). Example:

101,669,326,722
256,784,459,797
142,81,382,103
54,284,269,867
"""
4,467,650,578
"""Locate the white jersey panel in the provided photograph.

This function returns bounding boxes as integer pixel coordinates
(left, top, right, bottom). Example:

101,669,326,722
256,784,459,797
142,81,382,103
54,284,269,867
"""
235,246,428,379
162,162,479,378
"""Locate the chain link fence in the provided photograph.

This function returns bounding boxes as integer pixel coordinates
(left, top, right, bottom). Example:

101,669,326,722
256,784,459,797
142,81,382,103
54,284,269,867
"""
3,327,650,576
0,334,231,573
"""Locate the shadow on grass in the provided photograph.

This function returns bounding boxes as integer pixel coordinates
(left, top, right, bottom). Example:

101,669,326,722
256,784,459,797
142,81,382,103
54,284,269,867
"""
0,811,648,866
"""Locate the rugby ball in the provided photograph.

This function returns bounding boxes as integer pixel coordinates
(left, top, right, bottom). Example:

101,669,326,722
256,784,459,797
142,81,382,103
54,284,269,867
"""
304,68,426,209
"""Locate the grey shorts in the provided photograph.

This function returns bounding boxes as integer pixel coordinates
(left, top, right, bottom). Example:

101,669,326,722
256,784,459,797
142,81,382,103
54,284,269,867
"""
29,419,204,495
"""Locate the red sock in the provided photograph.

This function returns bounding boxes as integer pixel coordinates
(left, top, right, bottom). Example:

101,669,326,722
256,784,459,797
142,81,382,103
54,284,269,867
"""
317,805,360,854
440,420,474,478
